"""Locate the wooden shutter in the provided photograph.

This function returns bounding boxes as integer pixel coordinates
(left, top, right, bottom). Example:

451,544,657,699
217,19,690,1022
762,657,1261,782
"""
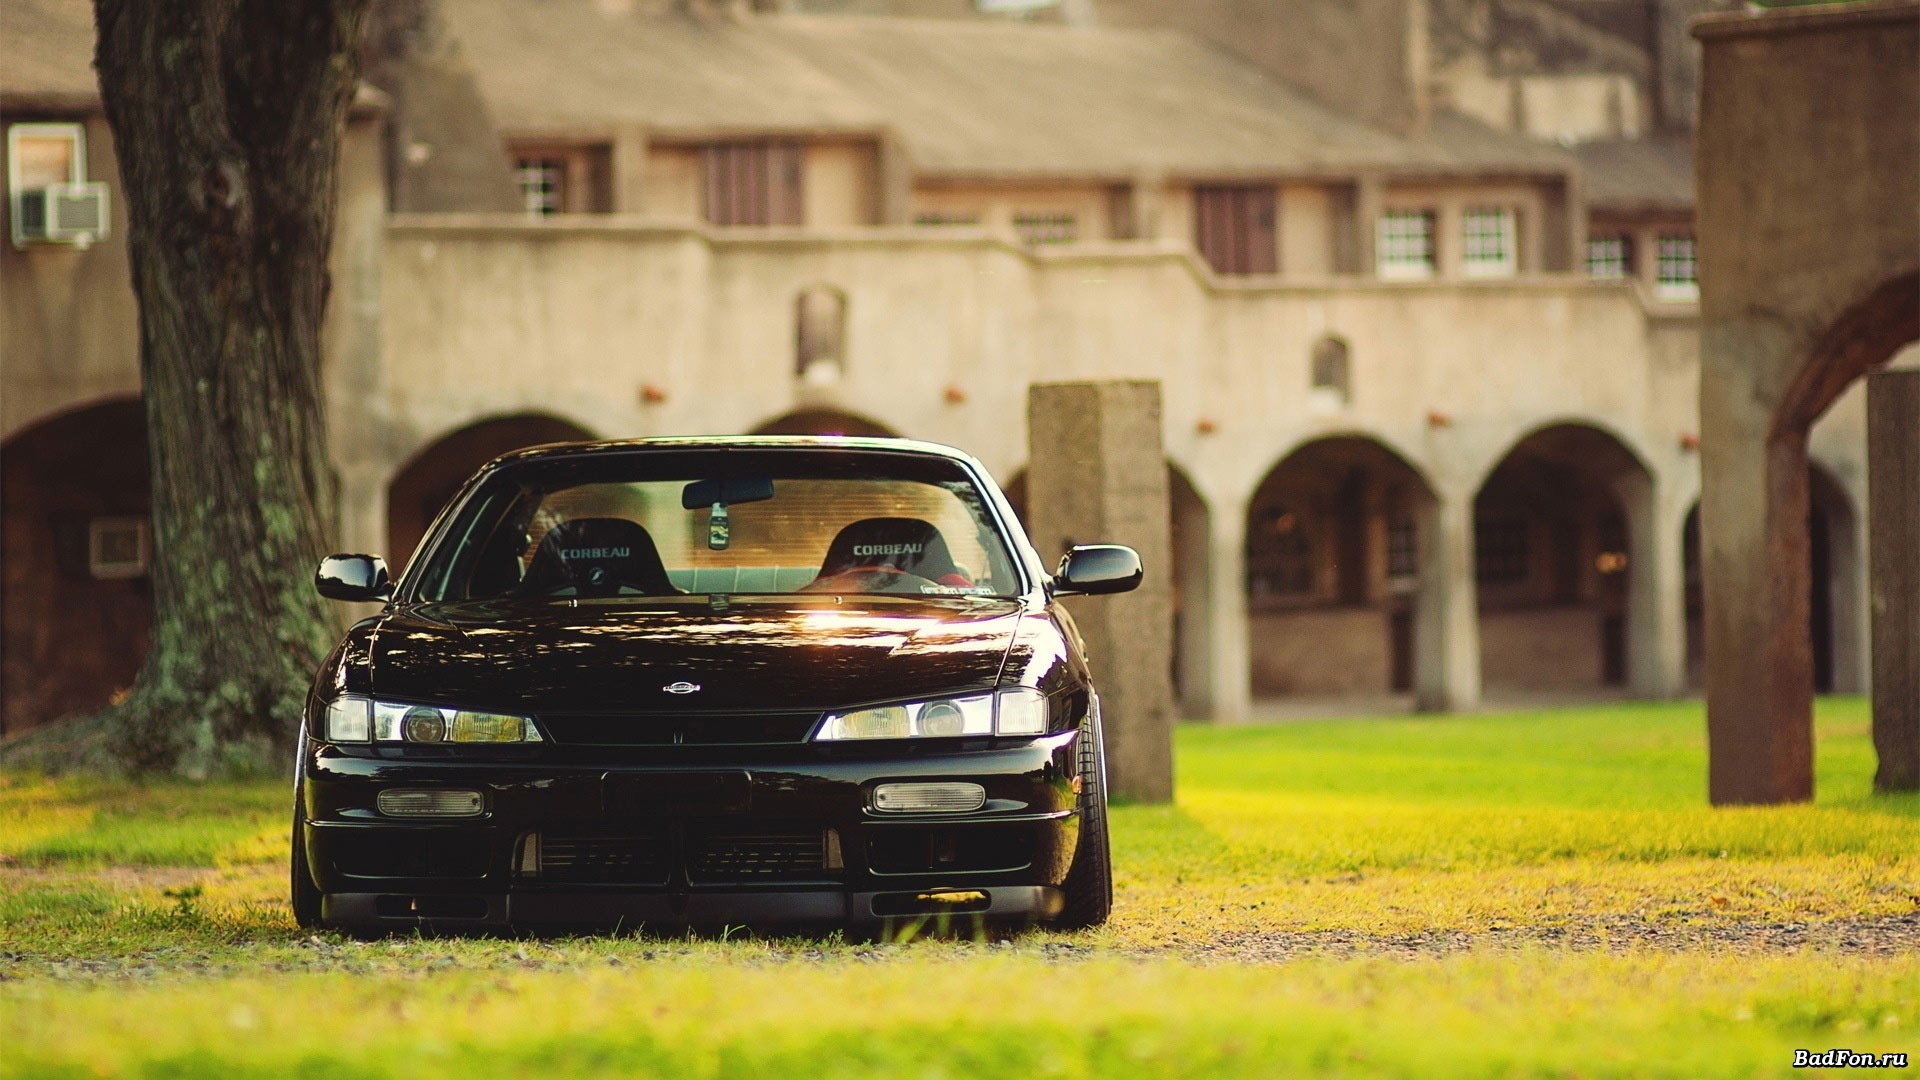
1193,185,1277,275
702,141,805,226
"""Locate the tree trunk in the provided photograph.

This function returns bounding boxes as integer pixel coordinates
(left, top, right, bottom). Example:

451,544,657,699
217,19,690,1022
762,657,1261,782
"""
83,0,371,774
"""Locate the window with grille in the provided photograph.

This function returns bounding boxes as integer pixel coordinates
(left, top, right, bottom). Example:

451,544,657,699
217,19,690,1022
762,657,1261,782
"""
1012,212,1077,245
1386,514,1418,581
1193,185,1278,275
1246,505,1316,601
1377,209,1435,280
1475,515,1530,585
701,141,805,227
515,157,564,217
1655,233,1698,301
1586,234,1632,279
1461,206,1516,277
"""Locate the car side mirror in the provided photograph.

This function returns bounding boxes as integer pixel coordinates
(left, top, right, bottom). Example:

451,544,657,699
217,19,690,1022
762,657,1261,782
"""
316,554,392,602
1053,545,1142,597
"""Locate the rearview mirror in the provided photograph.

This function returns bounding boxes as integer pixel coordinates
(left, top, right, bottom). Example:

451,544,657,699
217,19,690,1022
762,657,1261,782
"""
1053,545,1142,597
681,476,776,510
315,554,392,602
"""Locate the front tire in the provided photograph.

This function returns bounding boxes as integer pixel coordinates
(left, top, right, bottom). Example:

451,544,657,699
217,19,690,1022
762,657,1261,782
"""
1054,710,1112,929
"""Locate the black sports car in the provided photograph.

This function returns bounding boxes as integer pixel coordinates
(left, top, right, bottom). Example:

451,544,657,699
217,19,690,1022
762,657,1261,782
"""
294,437,1141,935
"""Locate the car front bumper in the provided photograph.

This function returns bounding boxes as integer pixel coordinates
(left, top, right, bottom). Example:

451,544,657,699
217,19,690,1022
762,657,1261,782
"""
297,730,1083,932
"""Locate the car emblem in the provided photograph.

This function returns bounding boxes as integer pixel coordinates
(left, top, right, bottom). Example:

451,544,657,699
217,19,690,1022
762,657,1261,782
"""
662,681,701,695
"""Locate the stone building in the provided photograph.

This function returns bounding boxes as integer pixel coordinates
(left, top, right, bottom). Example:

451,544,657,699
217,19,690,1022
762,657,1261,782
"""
0,0,1893,735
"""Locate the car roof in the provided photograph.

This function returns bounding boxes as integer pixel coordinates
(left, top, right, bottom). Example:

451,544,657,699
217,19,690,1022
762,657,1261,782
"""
486,435,991,471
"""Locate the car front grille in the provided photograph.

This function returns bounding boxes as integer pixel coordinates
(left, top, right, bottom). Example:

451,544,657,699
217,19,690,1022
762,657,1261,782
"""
539,711,819,746
688,824,835,883
520,823,837,885
535,833,671,885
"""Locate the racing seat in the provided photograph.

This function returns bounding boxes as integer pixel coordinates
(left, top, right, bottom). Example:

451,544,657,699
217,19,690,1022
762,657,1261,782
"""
811,517,974,589
516,518,679,598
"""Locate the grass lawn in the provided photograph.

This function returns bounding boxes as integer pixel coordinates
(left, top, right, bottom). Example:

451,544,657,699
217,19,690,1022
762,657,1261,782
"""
2,698,1916,1078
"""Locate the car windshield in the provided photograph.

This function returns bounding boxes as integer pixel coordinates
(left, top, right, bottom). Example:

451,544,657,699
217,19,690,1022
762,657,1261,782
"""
410,449,1022,602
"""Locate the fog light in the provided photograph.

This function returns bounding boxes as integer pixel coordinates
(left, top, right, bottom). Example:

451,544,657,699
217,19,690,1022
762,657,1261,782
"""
872,782,986,813
376,788,484,818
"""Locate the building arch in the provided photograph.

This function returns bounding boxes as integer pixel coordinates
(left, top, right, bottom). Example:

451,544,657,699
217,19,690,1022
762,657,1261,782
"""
1244,435,1436,704
1,396,150,736
1474,422,1652,694
748,409,897,438
386,412,598,571
1467,414,1657,498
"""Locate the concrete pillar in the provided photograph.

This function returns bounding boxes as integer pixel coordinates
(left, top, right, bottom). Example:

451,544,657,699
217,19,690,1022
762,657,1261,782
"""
1868,369,1920,792
1414,490,1480,712
1702,423,1815,805
1622,471,1687,698
1206,495,1252,724
1026,381,1175,802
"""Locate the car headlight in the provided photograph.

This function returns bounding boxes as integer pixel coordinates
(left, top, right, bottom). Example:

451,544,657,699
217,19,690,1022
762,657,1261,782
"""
321,696,542,744
815,687,1049,741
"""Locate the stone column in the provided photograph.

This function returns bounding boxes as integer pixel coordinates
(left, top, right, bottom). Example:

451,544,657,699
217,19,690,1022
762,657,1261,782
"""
1622,470,1687,698
1206,495,1252,725
1027,381,1175,802
1414,490,1480,712
1869,369,1920,792
1701,410,1815,805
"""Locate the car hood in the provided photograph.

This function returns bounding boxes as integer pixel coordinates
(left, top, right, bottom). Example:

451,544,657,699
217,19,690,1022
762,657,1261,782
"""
365,595,1025,713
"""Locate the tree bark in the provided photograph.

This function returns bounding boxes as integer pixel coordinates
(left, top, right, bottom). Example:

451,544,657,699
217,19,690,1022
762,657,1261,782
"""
83,0,371,774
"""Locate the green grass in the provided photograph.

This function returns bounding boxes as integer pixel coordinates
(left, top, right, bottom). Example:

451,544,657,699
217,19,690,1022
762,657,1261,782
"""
2,698,1917,1078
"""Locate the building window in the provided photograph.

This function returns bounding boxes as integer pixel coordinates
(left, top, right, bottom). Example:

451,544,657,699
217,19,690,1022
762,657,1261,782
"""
1012,211,1077,245
1386,513,1419,581
1193,185,1278,275
1247,504,1316,601
507,141,612,216
1376,209,1435,280
9,121,106,248
514,157,564,217
701,141,804,227
914,211,981,227
1586,234,1632,279
87,517,150,580
1475,515,1530,585
1655,232,1699,301
1310,335,1351,407
795,286,848,385
1461,206,1517,278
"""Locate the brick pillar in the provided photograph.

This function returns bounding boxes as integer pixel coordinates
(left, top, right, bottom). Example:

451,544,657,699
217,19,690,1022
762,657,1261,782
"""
1026,381,1175,803
1414,490,1479,712
1869,369,1920,792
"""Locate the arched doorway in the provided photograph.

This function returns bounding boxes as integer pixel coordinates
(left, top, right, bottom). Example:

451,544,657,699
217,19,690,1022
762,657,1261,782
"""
1683,461,1862,694
1475,423,1648,695
749,409,896,438
1,399,151,735
386,414,596,571
1244,437,1433,702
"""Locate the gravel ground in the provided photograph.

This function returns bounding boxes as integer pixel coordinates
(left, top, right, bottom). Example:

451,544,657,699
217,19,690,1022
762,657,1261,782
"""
1149,913,1920,962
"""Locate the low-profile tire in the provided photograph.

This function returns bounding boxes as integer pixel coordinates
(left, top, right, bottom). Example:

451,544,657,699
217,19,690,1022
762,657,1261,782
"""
1054,711,1112,930
290,807,322,930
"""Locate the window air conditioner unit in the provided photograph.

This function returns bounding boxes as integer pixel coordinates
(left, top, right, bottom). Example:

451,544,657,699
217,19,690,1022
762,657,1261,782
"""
13,182,110,247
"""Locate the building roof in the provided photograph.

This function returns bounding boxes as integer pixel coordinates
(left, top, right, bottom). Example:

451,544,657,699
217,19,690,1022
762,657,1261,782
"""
444,1,1575,180
0,0,99,109
1570,135,1695,212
